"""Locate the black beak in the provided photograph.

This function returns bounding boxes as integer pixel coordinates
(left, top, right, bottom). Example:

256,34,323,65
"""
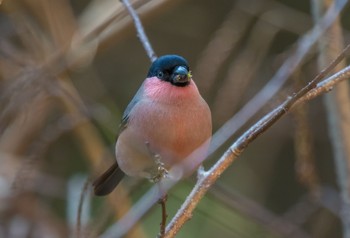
171,66,190,85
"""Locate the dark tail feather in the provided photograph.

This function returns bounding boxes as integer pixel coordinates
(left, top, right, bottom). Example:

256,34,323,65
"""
93,162,125,196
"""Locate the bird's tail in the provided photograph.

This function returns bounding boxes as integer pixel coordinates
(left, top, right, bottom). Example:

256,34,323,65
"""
93,162,124,196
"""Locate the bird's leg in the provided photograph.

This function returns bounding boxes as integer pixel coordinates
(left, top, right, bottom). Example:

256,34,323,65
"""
145,141,168,183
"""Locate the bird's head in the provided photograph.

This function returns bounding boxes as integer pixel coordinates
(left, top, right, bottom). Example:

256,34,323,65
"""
147,55,192,87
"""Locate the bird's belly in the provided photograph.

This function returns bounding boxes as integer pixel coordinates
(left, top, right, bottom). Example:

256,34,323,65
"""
116,100,211,178
137,102,210,162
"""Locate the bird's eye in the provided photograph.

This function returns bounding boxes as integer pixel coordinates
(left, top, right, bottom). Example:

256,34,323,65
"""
157,71,164,79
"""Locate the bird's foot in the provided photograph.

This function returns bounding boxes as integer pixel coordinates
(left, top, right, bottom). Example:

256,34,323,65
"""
145,141,168,183
150,154,168,183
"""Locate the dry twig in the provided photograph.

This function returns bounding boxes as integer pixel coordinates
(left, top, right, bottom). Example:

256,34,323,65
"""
158,195,168,238
120,0,157,62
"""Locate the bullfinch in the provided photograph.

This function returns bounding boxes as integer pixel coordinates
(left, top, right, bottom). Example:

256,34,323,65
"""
93,55,212,196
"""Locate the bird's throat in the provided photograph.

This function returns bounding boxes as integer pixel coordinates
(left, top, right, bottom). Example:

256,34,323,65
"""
144,77,200,104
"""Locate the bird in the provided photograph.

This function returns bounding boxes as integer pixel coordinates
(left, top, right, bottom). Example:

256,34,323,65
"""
93,55,212,196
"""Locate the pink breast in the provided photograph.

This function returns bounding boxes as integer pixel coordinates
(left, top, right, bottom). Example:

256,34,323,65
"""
132,77,212,173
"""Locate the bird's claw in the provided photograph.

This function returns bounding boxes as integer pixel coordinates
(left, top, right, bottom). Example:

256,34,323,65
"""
150,155,168,183
145,141,168,183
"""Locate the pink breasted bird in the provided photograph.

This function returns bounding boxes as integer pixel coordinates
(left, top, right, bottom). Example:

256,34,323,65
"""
93,55,212,196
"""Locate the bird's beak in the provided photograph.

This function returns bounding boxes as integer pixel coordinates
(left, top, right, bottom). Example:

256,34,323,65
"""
172,66,191,84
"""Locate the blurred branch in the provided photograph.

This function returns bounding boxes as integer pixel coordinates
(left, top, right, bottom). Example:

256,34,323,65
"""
12,108,87,193
56,79,146,238
311,0,350,236
208,183,311,238
158,195,168,238
194,6,253,98
212,19,278,126
2,0,172,82
164,44,350,237
237,0,311,35
3,193,68,237
208,0,348,157
292,71,319,193
76,178,90,238
78,0,174,50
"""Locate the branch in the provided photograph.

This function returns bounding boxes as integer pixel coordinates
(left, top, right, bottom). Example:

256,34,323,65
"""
76,178,90,238
163,47,350,237
121,0,157,62
208,183,311,238
208,0,348,157
158,195,168,238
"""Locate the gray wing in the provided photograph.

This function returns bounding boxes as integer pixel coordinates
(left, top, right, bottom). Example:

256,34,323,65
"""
93,82,146,196
94,85,142,195
119,82,145,133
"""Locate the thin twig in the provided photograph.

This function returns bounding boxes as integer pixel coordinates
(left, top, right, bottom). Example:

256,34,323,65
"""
121,0,157,62
163,43,350,237
292,71,319,193
158,195,168,238
194,6,253,98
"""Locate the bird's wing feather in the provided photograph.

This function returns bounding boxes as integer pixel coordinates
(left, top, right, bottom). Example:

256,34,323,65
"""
93,82,146,196
119,82,145,133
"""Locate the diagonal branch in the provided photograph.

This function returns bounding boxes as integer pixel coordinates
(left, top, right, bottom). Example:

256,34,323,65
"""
208,0,348,156
163,45,350,237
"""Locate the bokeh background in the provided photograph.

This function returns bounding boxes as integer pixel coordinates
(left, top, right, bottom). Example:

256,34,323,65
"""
0,0,349,237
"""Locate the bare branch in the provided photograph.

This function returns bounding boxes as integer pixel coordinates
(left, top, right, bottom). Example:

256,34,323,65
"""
121,0,157,62
157,195,168,238
76,178,90,238
164,46,350,237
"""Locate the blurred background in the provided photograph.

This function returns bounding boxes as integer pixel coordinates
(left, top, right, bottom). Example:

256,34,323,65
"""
0,0,349,237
